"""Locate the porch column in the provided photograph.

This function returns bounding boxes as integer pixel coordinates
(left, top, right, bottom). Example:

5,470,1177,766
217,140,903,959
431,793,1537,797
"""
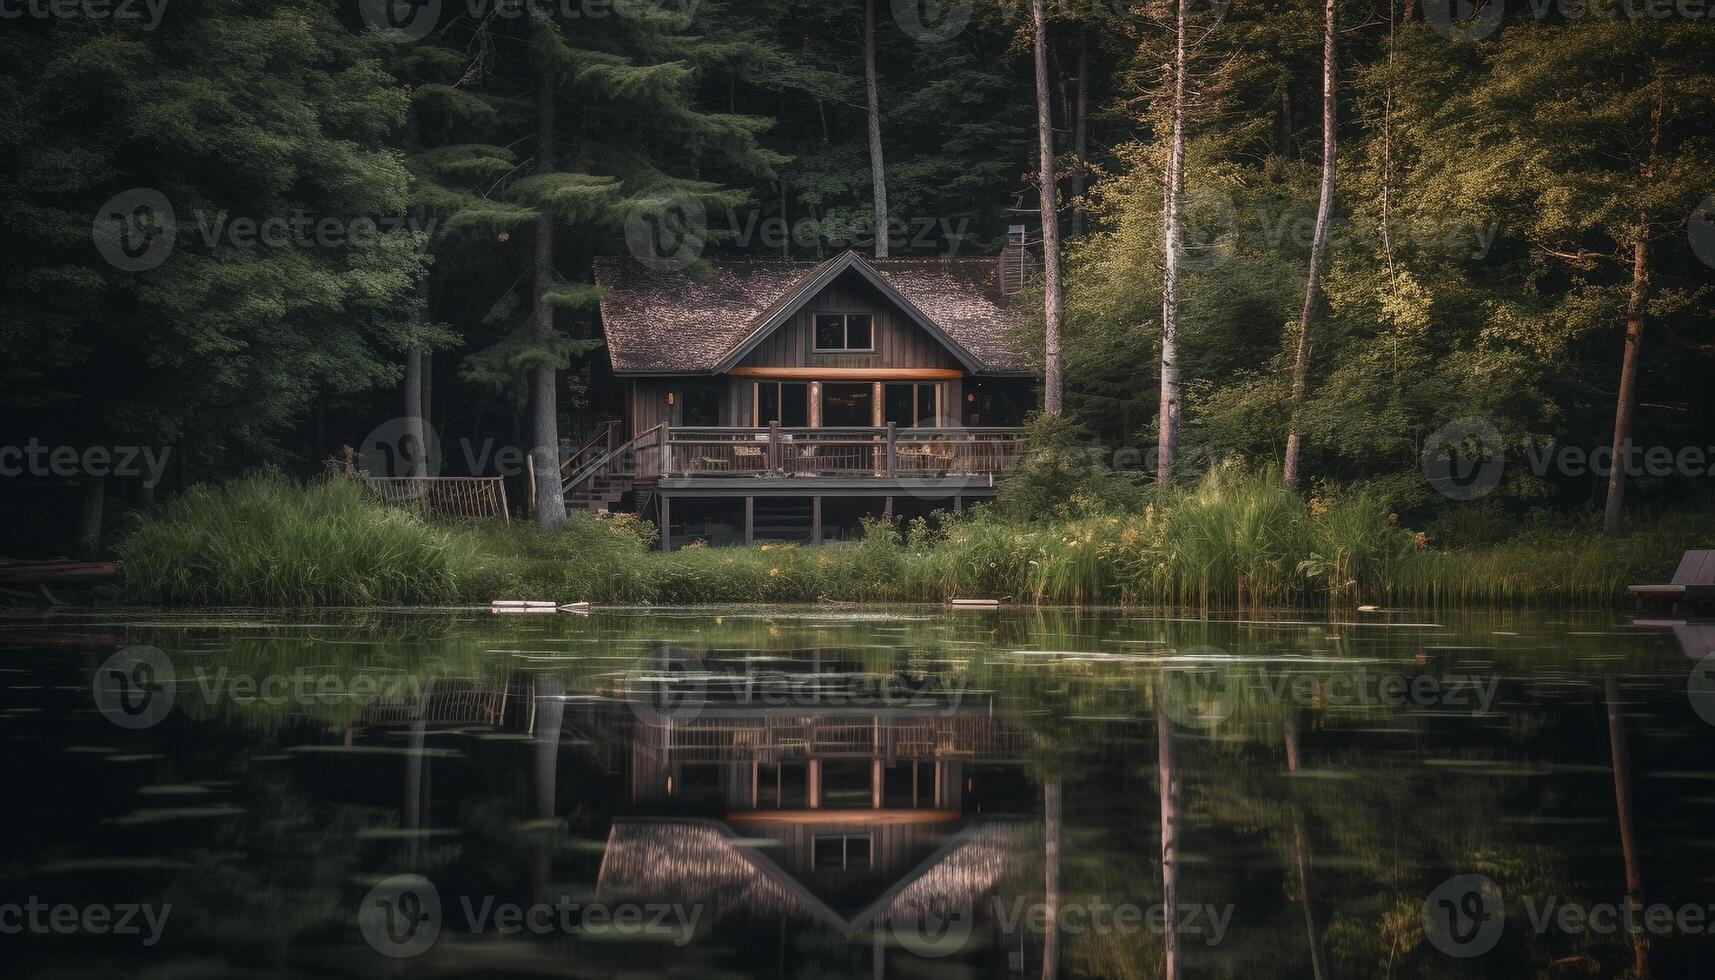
884,496,893,519
872,757,883,809
809,382,821,427
808,758,821,809
954,494,963,513
744,497,754,545
811,495,821,544
660,495,671,552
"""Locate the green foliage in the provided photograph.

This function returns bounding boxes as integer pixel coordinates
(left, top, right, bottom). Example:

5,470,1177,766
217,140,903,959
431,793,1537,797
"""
115,473,1709,609
114,471,467,606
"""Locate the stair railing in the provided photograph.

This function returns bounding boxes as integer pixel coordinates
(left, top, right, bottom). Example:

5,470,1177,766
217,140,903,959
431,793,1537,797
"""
559,420,619,481
562,423,662,499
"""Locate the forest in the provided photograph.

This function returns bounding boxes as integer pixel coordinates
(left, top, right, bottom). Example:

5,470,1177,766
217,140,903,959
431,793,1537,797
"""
1,0,1712,565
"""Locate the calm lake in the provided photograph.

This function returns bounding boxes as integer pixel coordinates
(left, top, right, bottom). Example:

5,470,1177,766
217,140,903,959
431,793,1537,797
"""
3,607,1712,978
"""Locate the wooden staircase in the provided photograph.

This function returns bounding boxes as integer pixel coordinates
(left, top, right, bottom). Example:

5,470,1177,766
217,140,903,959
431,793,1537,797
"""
567,474,634,514
560,421,660,515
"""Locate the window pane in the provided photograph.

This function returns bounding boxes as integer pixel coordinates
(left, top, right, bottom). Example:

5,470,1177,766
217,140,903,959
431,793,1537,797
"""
845,314,872,350
782,383,809,427
917,384,937,426
683,387,721,426
885,384,914,426
815,314,845,350
845,835,872,870
813,836,844,870
823,383,871,426
758,382,780,425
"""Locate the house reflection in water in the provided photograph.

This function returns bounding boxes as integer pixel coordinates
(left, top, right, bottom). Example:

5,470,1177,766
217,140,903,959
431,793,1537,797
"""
577,644,1036,965
356,643,1039,971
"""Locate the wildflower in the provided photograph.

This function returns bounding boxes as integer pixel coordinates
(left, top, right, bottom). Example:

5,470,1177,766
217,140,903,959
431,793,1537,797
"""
1414,531,1428,547
769,567,781,577
1308,497,1329,518
1387,512,1399,526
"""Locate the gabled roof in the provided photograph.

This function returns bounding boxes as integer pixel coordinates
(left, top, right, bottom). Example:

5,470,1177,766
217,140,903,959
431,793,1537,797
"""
593,250,1033,376
596,818,1027,936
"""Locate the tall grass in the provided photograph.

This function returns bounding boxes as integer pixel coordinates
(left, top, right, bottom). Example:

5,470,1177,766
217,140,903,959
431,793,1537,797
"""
116,471,469,605
114,468,1710,608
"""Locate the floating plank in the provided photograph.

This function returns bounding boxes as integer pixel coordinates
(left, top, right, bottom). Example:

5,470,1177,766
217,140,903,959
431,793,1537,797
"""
490,600,558,614
948,598,1001,609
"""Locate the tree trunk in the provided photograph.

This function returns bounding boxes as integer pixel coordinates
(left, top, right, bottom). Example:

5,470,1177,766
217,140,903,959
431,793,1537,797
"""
1284,718,1331,980
1041,780,1061,980
1603,236,1648,534
1070,29,1090,239
864,0,889,258
1158,0,1187,485
421,349,433,432
1282,0,1336,490
404,347,427,478
1031,0,1063,415
1157,694,1182,980
1605,676,1650,978
74,475,106,558
530,7,568,529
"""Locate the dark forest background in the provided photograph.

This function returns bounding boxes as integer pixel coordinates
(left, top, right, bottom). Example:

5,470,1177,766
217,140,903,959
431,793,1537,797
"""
1,0,1712,553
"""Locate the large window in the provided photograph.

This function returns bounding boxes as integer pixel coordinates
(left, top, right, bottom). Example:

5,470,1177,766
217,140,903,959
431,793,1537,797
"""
813,313,874,352
821,383,873,427
885,382,939,427
755,381,809,426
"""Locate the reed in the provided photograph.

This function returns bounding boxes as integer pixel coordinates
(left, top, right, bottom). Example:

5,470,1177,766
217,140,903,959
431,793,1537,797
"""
113,470,1708,608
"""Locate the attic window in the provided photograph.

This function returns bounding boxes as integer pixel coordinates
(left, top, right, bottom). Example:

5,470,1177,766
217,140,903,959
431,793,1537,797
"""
814,313,873,352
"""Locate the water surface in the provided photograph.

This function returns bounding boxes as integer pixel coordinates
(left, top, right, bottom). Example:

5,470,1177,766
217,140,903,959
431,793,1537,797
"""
2,606,1711,977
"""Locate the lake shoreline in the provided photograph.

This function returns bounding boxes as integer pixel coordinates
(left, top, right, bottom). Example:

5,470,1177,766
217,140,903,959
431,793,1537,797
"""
98,473,1710,609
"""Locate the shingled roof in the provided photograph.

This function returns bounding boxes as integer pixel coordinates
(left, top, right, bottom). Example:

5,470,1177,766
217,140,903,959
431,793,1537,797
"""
593,251,1033,375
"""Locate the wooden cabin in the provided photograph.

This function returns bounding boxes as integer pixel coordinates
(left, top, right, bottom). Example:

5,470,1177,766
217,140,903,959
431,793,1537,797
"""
577,249,1037,547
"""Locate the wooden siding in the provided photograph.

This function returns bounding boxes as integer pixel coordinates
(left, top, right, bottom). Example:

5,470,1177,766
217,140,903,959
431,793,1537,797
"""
736,271,962,372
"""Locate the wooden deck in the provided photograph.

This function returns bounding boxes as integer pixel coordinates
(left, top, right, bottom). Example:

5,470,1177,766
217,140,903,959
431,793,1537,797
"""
642,425,1026,484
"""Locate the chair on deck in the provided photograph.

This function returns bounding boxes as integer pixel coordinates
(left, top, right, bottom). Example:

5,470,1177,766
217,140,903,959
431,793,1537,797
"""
1629,550,1715,613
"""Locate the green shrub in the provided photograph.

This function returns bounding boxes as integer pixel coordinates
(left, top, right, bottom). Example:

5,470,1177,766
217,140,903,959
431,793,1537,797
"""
114,468,1711,608
115,471,466,606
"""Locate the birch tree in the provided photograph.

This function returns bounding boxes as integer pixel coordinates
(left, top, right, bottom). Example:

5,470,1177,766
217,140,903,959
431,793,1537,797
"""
1282,0,1336,490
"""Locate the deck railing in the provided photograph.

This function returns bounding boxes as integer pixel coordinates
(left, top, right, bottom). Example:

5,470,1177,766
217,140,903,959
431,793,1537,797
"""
659,425,1026,480
363,475,510,520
